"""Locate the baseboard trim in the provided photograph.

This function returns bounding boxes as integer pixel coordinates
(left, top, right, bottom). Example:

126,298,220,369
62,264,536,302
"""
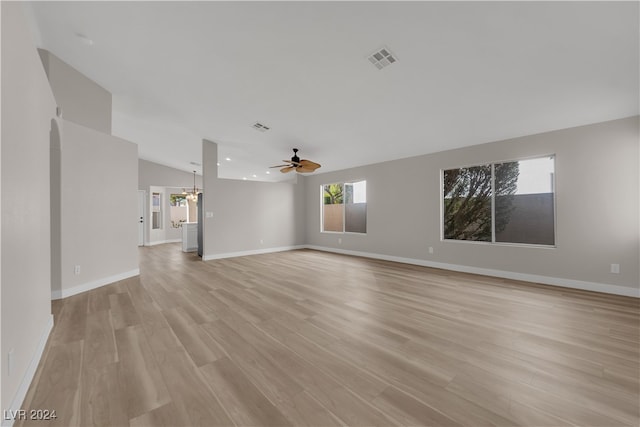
305,245,640,298
203,245,306,261
51,269,140,300
2,315,54,427
146,239,181,246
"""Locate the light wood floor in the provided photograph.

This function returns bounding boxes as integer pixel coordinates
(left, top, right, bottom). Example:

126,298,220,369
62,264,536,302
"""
17,244,639,427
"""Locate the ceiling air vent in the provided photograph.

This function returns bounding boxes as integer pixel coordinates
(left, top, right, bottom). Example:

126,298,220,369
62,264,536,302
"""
252,122,270,132
367,47,397,70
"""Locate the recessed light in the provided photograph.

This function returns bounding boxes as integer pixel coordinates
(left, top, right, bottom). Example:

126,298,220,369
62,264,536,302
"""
216,162,220,166
75,33,94,46
252,174,257,178
266,171,270,175
242,177,247,180
225,157,231,161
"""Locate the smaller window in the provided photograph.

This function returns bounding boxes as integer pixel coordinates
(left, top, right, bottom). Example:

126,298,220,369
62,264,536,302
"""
170,194,188,207
169,194,188,228
495,157,555,245
152,192,162,229
322,180,366,233
322,183,344,232
345,181,367,233
443,165,492,241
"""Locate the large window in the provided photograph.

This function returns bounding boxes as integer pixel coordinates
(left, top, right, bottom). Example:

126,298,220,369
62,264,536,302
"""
443,156,555,245
322,180,367,233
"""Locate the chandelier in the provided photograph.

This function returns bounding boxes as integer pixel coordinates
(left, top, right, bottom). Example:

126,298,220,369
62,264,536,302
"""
182,170,200,201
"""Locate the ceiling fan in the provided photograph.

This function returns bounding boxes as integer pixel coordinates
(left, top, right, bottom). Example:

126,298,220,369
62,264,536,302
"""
270,148,321,173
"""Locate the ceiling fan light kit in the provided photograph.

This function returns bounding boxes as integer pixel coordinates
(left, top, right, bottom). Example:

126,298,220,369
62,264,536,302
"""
270,148,321,174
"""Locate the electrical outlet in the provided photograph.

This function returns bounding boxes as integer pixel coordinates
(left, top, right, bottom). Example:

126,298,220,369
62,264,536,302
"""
610,264,620,274
428,247,434,254
74,265,81,275
338,238,342,244
206,211,213,218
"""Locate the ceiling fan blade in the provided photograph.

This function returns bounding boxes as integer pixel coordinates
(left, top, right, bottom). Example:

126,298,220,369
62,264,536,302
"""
296,165,315,173
270,164,290,168
280,166,295,173
300,159,321,170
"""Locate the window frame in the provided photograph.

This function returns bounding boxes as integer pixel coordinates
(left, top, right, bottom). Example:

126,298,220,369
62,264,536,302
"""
440,154,557,248
320,180,367,235
151,192,163,230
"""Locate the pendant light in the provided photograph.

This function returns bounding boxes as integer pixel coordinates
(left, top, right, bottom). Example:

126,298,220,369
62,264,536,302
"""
182,170,200,201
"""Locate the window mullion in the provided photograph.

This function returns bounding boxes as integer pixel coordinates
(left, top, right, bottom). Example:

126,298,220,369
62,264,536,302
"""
342,184,346,233
491,163,496,243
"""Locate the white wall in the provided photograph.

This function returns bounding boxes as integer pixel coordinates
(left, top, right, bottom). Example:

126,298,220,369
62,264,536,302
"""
50,119,62,297
55,120,139,299
34,47,140,300
1,1,56,416
139,159,203,189
202,140,306,259
38,49,112,135
305,117,640,296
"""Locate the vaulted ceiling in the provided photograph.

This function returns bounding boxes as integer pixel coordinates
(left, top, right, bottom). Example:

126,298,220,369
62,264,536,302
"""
27,1,639,181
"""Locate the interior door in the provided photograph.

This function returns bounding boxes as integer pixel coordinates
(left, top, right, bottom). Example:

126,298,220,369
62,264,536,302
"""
138,190,145,246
